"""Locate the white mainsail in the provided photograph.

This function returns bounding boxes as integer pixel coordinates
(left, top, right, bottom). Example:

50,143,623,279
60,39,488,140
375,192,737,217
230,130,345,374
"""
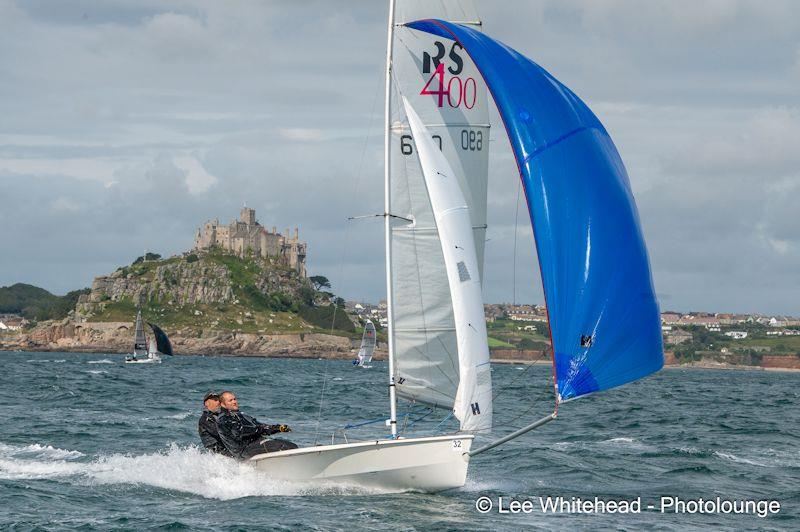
388,0,490,414
403,98,491,431
357,319,377,367
133,310,147,358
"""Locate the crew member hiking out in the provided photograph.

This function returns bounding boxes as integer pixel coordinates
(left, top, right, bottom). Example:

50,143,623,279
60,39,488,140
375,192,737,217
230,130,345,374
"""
216,391,298,460
198,392,230,456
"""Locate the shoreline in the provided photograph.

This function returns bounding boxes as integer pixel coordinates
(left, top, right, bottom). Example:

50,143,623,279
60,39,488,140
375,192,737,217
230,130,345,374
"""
4,348,799,373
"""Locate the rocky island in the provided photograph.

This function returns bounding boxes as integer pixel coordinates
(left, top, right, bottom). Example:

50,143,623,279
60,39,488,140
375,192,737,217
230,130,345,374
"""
0,208,367,358
1,248,361,357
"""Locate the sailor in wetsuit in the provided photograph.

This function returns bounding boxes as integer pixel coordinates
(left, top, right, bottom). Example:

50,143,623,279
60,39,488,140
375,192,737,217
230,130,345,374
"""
198,392,230,456
216,391,298,461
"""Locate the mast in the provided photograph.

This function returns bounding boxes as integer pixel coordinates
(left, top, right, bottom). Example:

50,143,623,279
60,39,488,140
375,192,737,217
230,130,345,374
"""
383,0,398,438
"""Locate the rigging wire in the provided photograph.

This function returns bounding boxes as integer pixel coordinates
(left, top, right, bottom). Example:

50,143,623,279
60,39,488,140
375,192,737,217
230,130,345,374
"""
312,64,385,446
490,350,546,403
512,178,521,307
487,177,557,431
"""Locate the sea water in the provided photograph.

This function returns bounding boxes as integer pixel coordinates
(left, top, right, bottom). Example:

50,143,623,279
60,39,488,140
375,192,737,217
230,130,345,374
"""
2,352,798,530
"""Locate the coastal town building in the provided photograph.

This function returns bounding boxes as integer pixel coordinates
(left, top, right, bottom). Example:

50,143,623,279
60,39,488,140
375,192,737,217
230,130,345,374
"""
194,207,307,276
0,316,25,331
507,304,548,322
664,330,693,345
724,331,748,339
766,329,800,336
345,300,388,329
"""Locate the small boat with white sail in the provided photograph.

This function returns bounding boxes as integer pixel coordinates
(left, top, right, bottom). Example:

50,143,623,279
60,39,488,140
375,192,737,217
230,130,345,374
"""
125,310,173,364
353,319,377,368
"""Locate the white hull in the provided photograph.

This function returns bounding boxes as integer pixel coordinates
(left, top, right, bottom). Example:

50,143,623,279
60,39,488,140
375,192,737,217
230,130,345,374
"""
124,355,161,364
249,434,473,492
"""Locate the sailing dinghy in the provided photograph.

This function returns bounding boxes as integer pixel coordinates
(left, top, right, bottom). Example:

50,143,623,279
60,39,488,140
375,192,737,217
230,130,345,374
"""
125,311,173,364
353,319,377,368
249,0,662,491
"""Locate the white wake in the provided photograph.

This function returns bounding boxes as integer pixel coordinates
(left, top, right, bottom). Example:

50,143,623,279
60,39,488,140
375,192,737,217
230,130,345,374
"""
0,442,389,499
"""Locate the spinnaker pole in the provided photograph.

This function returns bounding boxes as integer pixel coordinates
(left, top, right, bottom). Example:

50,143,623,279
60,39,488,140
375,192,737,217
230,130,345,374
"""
467,412,557,457
383,0,398,438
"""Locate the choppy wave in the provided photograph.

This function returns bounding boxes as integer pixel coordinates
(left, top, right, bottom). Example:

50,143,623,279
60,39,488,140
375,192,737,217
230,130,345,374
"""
87,370,108,375
714,449,800,468
26,359,67,363
0,442,390,499
87,359,115,364
715,451,767,467
553,437,655,453
0,443,84,461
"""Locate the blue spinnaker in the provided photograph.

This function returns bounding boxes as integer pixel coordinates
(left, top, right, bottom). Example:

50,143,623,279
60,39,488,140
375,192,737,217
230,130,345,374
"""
407,19,663,401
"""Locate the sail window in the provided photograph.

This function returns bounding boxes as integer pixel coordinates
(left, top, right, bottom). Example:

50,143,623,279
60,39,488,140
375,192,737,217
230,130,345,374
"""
457,261,471,282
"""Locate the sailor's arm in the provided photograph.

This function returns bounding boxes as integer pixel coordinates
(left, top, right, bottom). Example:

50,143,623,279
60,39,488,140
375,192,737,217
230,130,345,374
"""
260,424,292,436
236,414,265,439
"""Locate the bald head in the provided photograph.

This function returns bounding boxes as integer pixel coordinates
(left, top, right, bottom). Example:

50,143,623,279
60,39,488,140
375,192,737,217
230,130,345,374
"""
219,391,239,411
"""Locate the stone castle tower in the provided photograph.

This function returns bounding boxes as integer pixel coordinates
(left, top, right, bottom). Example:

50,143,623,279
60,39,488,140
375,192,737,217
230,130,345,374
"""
194,207,307,277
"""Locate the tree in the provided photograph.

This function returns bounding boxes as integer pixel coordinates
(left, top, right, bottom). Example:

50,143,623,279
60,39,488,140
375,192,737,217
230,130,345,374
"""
309,275,331,291
133,252,161,264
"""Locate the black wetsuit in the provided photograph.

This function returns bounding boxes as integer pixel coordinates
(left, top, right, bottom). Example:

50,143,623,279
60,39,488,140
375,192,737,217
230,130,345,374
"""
198,409,230,456
216,407,297,461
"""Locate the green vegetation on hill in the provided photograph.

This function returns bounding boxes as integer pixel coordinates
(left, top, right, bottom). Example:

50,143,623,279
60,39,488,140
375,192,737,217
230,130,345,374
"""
89,250,355,335
485,318,550,351
669,323,800,361
0,283,89,321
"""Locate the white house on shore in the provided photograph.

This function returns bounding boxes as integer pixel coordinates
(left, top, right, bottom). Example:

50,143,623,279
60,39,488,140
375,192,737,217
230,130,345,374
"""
724,331,748,340
0,317,24,331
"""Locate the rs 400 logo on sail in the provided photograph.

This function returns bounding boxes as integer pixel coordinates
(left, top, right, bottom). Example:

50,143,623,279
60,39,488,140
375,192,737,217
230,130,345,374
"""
420,40,477,109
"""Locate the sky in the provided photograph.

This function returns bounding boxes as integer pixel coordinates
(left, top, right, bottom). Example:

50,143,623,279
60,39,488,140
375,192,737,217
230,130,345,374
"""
0,0,798,315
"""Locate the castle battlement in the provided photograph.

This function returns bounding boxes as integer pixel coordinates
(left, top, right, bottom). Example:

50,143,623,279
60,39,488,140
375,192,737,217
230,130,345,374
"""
194,207,307,276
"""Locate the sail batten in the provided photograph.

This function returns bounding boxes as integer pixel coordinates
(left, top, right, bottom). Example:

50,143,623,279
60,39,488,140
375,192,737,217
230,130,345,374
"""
408,19,664,402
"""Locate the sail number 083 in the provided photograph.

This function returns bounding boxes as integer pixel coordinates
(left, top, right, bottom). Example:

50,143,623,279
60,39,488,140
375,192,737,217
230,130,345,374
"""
400,129,482,155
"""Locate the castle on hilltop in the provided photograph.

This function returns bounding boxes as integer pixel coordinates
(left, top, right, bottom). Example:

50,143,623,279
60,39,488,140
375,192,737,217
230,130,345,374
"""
194,207,307,276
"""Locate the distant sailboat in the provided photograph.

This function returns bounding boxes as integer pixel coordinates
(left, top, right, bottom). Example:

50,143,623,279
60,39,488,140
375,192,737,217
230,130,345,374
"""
125,311,173,364
353,319,376,368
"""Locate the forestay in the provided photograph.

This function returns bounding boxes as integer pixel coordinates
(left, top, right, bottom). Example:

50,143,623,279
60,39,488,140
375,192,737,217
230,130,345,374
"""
402,99,491,431
408,20,663,402
389,0,490,411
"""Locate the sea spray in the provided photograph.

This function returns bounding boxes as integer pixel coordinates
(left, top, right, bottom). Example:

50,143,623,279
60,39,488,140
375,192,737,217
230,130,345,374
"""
0,442,389,498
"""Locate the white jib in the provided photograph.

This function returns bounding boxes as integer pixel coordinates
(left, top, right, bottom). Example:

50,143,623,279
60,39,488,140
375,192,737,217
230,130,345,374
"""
402,97,492,432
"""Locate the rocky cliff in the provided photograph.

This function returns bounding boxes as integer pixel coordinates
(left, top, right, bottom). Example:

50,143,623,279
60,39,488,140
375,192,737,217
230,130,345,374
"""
77,250,311,318
0,318,368,358
0,249,361,357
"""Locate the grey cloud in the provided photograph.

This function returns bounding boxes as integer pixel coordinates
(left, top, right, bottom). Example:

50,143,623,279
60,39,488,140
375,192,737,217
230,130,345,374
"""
1,0,798,316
